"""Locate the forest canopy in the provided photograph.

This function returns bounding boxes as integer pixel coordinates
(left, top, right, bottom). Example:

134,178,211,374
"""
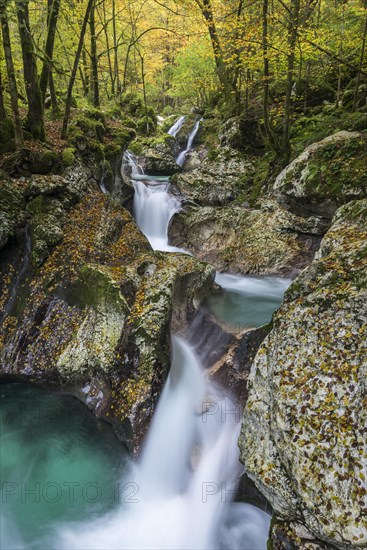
0,0,366,162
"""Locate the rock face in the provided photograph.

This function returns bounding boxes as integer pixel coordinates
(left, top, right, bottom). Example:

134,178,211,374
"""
239,199,367,549
169,203,320,277
171,147,255,206
141,137,179,176
0,168,214,450
273,131,367,230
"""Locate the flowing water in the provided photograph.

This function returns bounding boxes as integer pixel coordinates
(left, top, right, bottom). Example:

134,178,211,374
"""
176,118,202,167
56,337,270,550
0,117,291,549
123,150,185,252
168,115,186,137
207,273,291,331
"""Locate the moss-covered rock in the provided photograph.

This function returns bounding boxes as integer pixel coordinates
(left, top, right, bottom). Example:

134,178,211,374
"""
274,131,367,227
171,147,255,206
0,189,215,449
239,199,367,549
169,203,319,277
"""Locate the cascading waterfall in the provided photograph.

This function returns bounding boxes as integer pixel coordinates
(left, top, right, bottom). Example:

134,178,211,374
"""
123,150,184,252
58,337,270,550
176,118,202,167
168,115,186,137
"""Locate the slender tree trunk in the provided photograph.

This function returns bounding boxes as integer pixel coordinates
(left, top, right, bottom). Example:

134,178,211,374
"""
262,0,278,151
0,0,24,147
281,0,301,165
100,0,114,96
61,0,94,139
16,0,45,140
112,0,120,95
0,62,6,119
194,0,234,103
39,0,61,102
353,12,367,111
82,47,89,96
139,51,149,132
49,70,59,115
89,0,99,107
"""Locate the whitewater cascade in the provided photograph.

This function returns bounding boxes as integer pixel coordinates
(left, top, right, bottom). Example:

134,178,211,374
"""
122,150,184,252
58,337,270,550
168,115,186,137
176,118,202,167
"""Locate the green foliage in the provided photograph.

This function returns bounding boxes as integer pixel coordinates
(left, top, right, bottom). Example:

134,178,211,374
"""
170,38,218,110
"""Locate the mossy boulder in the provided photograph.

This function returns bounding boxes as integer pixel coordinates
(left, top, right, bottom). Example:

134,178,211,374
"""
0,190,215,449
0,148,61,176
142,137,179,176
239,199,367,549
274,131,367,228
171,147,255,206
169,203,319,277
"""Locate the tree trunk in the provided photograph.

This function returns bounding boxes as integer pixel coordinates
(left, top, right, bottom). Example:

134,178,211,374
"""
262,0,278,152
281,0,301,165
0,0,24,147
195,0,235,103
39,0,61,102
353,12,367,112
89,0,99,107
16,0,45,140
112,0,120,95
61,0,94,139
101,0,114,96
49,70,59,115
0,62,6,120
82,48,89,96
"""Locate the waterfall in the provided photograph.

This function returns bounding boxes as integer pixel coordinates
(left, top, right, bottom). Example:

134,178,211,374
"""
123,150,184,252
132,178,182,252
58,337,270,550
122,150,145,179
168,115,186,137
176,118,201,167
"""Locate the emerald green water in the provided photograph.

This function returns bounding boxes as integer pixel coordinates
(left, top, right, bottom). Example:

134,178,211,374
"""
0,384,127,549
206,274,291,331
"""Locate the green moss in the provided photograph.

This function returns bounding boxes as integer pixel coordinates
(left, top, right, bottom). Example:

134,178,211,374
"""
62,147,76,167
304,134,367,200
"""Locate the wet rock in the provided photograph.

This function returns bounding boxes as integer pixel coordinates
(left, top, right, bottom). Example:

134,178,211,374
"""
169,204,319,277
239,199,367,549
171,147,255,206
208,325,271,404
0,176,27,250
142,139,179,176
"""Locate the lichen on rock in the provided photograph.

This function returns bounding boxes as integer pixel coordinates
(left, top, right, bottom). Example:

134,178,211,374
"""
239,198,367,549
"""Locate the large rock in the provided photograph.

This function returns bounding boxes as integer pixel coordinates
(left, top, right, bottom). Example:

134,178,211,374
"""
0,189,214,450
169,204,320,277
274,131,367,228
142,139,179,176
0,174,26,249
171,147,255,206
239,199,367,549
